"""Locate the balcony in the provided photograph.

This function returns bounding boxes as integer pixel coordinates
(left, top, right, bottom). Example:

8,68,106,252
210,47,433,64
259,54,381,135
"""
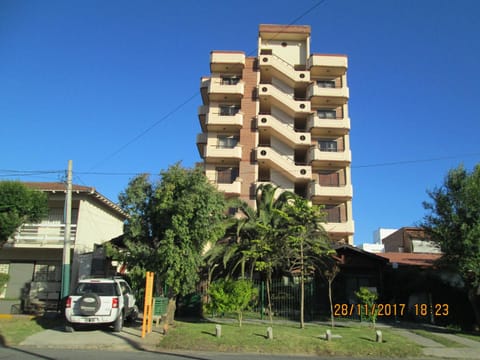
201,77,244,103
200,109,243,132
217,180,242,196
307,82,349,106
308,147,352,166
322,220,355,235
210,51,245,73
307,182,353,202
256,146,311,182
307,113,350,136
308,54,348,77
257,115,310,148
8,223,77,248
196,132,207,158
258,84,310,116
204,142,242,161
259,54,310,87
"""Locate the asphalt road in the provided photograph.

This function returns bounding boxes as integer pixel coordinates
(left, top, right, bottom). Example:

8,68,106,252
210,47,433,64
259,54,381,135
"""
0,348,396,360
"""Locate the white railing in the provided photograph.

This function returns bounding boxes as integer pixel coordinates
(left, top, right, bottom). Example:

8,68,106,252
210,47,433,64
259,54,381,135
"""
11,223,77,245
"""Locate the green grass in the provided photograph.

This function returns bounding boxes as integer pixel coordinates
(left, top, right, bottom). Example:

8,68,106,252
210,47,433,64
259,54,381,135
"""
0,315,63,346
158,320,422,358
411,329,465,348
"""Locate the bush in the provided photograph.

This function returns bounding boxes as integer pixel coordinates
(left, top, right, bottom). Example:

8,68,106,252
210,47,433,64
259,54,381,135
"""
0,273,9,292
206,279,257,327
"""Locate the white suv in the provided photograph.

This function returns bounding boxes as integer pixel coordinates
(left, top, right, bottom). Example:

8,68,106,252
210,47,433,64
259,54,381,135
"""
65,277,138,332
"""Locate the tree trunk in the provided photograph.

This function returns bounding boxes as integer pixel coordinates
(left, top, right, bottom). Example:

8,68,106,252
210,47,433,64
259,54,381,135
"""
300,242,305,329
468,287,480,330
166,297,176,325
328,279,334,328
266,272,273,323
238,311,243,327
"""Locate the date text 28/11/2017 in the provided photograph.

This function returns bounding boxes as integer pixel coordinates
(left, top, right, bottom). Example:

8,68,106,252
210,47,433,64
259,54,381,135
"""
333,303,449,317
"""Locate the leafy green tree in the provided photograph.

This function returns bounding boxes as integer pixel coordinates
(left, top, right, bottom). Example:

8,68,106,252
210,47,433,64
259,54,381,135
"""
243,184,291,323
355,287,378,328
206,279,257,327
421,164,480,328
283,195,331,328
109,164,227,324
0,181,48,246
204,199,258,281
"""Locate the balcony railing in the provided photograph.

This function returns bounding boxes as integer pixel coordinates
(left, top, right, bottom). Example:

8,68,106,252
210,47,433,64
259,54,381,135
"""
308,147,352,165
307,113,350,135
307,182,353,201
259,54,310,84
257,114,311,147
258,84,310,115
307,83,349,105
10,223,77,246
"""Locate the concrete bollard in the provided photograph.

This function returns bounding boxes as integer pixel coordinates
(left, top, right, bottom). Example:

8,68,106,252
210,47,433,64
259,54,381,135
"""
267,326,273,340
376,330,382,343
325,329,332,341
215,324,222,338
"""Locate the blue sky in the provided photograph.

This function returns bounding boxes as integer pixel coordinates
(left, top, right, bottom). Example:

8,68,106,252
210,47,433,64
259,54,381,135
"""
1,0,479,245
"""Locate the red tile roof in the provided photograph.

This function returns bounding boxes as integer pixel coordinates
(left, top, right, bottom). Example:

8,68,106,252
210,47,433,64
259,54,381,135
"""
23,182,127,219
378,252,442,267
23,182,94,193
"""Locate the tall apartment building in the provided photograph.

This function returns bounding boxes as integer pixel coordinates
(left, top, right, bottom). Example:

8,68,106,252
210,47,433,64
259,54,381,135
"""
196,24,354,244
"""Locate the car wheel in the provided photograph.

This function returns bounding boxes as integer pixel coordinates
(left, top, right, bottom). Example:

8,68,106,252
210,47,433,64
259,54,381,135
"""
78,293,101,316
113,312,123,332
65,321,75,332
126,305,139,323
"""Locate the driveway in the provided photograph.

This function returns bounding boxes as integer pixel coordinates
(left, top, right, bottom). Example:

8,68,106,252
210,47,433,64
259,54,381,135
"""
19,322,163,351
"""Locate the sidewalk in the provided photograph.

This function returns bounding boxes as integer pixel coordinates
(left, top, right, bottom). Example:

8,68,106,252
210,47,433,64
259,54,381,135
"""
18,319,164,351
391,326,480,359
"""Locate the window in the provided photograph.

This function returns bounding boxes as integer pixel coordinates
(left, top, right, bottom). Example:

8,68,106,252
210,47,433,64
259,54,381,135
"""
318,139,337,152
34,263,61,282
317,109,336,119
318,171,340,186
221,76,240,85
324,205,341,223
317,80,336,88
219,105,240,116
217,135,239,148
216,167,239,184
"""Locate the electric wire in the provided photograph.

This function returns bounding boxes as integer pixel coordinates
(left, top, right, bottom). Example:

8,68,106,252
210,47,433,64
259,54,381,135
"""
88,1,328,170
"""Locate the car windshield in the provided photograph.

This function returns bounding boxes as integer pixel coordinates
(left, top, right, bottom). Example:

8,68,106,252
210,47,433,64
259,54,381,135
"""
74,282,118,296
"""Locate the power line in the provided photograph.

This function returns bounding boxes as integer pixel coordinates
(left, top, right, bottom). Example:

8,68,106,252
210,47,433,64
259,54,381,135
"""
89,1,328,170
352,152,480,169
89,92,199,170
2,151,477,179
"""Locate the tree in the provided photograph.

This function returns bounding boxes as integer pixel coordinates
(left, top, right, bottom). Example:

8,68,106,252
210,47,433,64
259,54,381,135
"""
421,164,480,328
0,181,48,246
355,287,378,328
243,184,291,323
206,279,257,327
318,257,340,328
108,164,227,324
282,195,331,328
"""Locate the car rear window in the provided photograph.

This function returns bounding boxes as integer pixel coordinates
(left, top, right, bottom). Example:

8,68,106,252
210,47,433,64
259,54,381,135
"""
74,282,118,296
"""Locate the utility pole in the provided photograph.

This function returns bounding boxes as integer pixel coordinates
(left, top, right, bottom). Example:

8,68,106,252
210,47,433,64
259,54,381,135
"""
61,160,73,299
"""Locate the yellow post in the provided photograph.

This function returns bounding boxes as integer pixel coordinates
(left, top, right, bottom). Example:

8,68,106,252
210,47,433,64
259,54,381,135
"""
141,271,154,338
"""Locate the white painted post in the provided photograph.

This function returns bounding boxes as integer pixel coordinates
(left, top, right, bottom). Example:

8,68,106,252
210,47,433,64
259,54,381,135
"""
376,330,382,343
215,324,222,338
326,329,332,341
267,326,273,340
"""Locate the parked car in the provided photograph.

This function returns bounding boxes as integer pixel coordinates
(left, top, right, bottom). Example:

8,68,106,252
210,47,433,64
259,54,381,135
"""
65,277,138,332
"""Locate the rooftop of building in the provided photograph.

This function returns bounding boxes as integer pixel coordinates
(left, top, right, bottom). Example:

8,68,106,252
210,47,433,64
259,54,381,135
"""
23,182,128,219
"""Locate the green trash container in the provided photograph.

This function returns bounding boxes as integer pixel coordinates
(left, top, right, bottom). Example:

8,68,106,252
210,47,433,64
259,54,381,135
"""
153,297,168,317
